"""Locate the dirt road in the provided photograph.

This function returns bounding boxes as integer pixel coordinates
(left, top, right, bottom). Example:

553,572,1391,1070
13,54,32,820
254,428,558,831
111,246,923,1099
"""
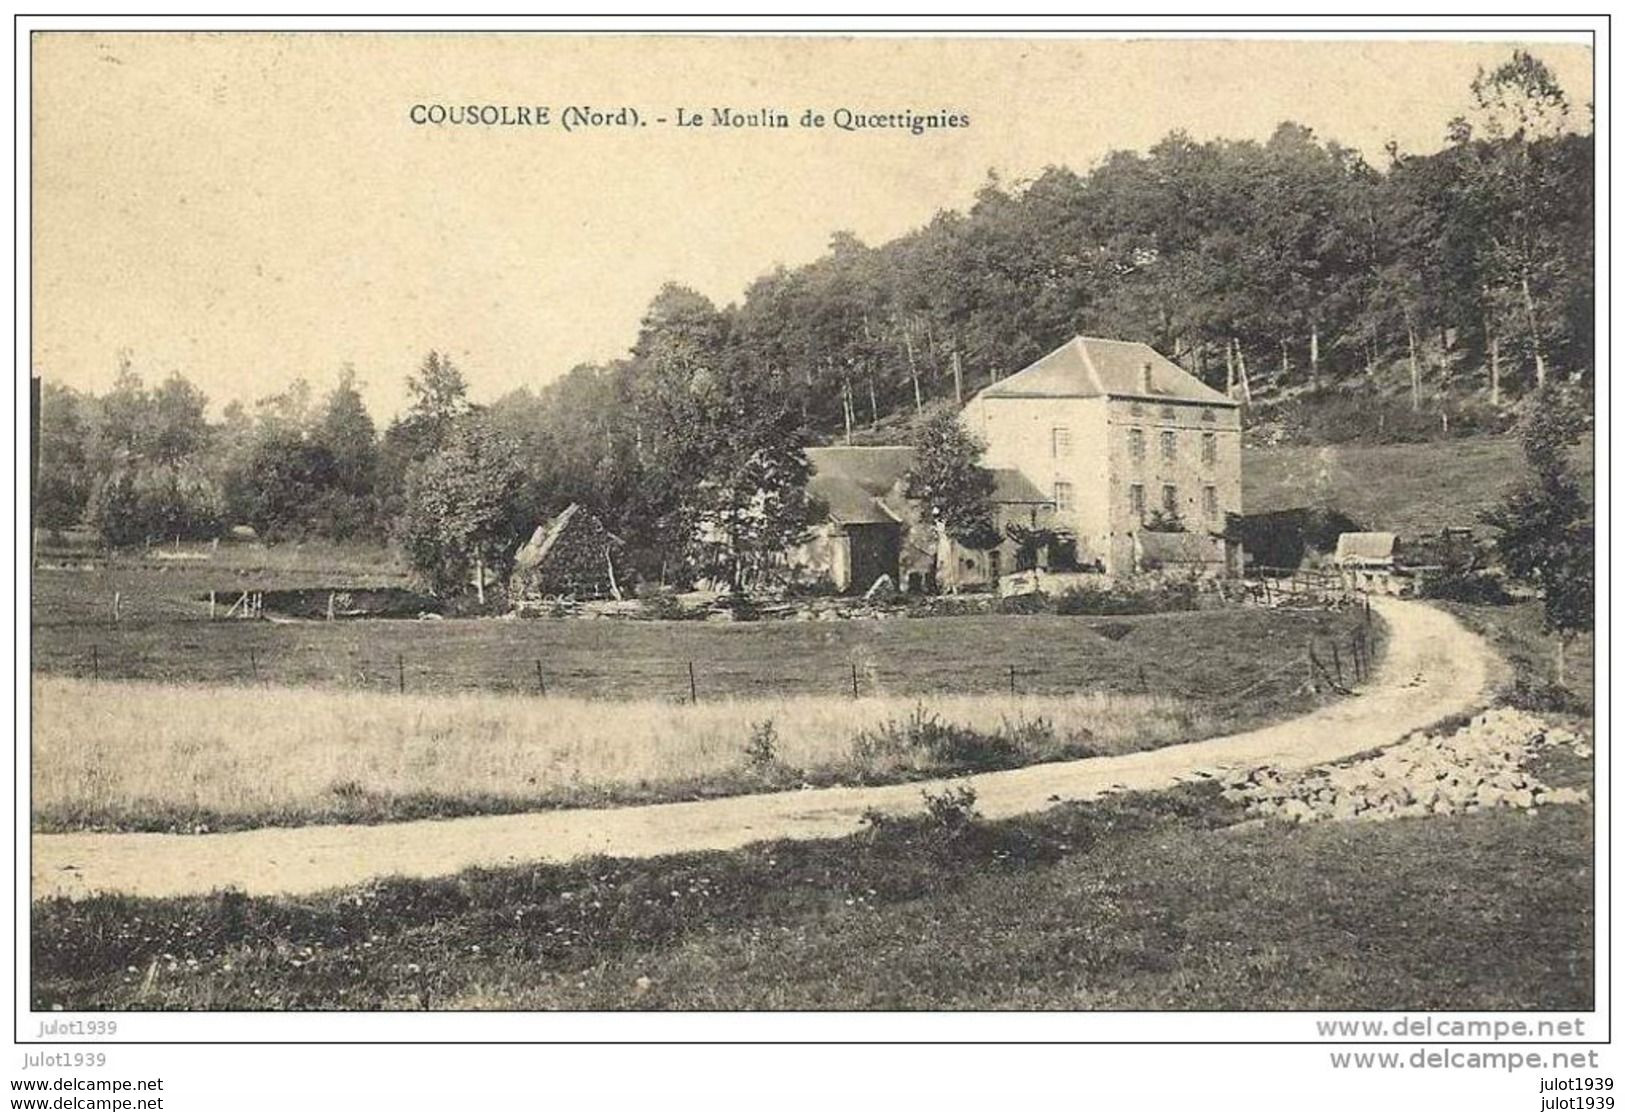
31,597,1496,901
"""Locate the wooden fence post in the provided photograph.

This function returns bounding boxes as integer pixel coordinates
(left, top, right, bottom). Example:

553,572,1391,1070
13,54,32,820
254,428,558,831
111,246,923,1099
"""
91,644,99,685
249,647,259,684
1009,664,1017,696
689,661,699,705
209,590,216,620
1331,641,1343,686
535,660,546,696
850,662,859,699
398,653,405,695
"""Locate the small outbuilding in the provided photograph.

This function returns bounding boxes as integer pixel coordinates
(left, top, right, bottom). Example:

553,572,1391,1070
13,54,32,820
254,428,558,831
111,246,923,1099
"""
1334,531,1401,594
1334,531,1398,568
790,446,1061,594
509,503,624,601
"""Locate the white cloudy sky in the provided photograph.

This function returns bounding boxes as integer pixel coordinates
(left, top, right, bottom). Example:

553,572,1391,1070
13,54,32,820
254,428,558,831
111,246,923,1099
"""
31,33,1593,418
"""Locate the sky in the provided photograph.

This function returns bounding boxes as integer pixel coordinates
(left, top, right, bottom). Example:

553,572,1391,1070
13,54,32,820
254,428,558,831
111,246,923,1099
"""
31,34,1594,420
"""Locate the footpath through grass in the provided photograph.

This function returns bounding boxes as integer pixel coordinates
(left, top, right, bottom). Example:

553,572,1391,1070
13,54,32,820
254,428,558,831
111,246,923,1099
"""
32,783,1591,1011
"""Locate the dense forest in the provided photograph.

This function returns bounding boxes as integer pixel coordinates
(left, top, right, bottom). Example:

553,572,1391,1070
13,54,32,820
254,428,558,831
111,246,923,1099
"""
33,52,1594,591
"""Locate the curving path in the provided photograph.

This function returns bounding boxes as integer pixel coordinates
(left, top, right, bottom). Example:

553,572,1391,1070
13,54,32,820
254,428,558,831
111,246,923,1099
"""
31,597,1497,902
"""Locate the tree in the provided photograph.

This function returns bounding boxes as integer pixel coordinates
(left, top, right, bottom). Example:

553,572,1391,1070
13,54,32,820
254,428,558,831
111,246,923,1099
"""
1450,51,1575,389
379,351,473,518
236,430,340,542
34,382,91,532
1484,386,1592,684
308,366,379,537
403,351,470,444
1144,508,1187,533
903,409,998,575
149,372,210,465
316,366,378,491
85,461,225,547
627,286,735,582
395,421,529,600
690,404,816,592
94,353,155,462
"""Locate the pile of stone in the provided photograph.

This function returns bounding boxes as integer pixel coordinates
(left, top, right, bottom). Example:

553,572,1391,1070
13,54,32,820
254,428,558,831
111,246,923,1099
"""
1223,706,1591,824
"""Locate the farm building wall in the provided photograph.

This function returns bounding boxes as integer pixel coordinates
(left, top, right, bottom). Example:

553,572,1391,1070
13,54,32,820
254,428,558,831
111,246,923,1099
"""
962,394,1112,565
1104,397,1242,576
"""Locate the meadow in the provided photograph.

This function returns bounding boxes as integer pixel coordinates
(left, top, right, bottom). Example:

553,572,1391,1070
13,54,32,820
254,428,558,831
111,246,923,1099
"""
33,679,1199,831
32,560,1364,702
29,531,1375,832
1243,434,1594,537
32,603,1360,833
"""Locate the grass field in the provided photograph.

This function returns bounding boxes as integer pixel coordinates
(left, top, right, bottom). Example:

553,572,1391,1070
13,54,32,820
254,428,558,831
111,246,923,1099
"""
31,576,1362,702
31,533,1374,833
32,783,1591,1011
34,679,1203,832
1244,434,1593,537
32,603,1367,833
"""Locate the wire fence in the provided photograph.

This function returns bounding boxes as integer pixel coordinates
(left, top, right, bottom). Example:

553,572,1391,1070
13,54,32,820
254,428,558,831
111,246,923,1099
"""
59,599,1379,709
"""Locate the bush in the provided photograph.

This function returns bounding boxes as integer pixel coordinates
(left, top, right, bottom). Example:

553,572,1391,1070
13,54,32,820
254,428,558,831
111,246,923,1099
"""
86,463,227,548
635,584,690,621
995,592,1050,615
851,705,1033,773
722,592,761,622
920,784,981,836
1054,580,1199,615
785,575,840,598
744,720,779,769
1505,676,1590,716
1419,569,1513,605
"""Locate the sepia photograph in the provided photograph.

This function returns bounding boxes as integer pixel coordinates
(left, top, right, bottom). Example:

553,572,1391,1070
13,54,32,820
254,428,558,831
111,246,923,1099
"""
20,20,1599,1049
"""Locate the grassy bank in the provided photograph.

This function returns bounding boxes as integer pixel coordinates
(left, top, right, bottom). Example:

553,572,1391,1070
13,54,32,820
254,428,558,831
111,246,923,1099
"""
1245,434,1593,537
1436,599,1594,714
32,783,1591,1011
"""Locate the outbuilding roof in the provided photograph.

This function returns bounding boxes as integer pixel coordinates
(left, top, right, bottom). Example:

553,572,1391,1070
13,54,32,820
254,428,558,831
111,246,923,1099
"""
1335,531,1398,565
975,336,1237,406
804,446,1052,526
